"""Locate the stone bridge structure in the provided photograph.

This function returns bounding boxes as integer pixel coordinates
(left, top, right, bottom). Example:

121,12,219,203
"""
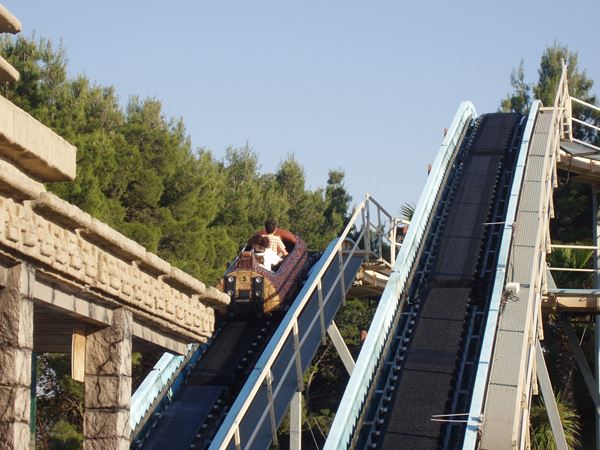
0,6,229,449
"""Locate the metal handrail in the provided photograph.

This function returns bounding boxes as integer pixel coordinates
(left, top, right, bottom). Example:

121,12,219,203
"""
364,194,399,266
557,59,572,140
572,117,600,134
210,193,396,449
564,85,600,153
549,267,599,273
552,244,600,250
572,96,600,113
324,101,477,449
572,137,600,153
563,60,600,149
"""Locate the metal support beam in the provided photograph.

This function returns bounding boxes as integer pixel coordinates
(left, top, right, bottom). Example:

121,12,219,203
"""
536,341,568,450
562,319,600,414
234,428,241,450
377,208,383,259
338,249,346,306
327,321,355,375
266,370,279,447
318,281,326,345
293,321,304,391
364,207,371,261
290,391,302,450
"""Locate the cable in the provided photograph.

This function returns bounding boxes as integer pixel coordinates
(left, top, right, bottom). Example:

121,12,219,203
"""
306,417,320,449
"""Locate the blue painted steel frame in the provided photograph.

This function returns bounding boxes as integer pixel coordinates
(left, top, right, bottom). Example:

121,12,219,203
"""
462,101,541,449
210,240,364,450
324,101,478,450
130,342,210,438
131,350,188,432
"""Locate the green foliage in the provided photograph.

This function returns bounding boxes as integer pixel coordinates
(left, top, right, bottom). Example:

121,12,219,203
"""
533,43,596,108
501,60,531,114
550,179,592,244
547,241,594,288
501,43,596,118
530,392,581,450
335,298,378,356
2,34,355,446
324,169,352,233
1,34,351,285
47,420,83,450
36,354,84,446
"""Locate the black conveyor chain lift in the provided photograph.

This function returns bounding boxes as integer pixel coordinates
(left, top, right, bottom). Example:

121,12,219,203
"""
356,113,525,450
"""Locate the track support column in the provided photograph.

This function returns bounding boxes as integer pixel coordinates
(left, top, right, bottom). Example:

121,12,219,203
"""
290,391,302,450
83,308,133,450
0,263,34,450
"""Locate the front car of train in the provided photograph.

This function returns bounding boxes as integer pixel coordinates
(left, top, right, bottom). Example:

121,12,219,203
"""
217,229,310,315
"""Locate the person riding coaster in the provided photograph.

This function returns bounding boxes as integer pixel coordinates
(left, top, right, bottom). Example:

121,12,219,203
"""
250,235,281,271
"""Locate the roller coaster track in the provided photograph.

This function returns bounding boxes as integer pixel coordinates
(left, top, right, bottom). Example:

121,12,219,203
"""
326,85,567,448
130,195,398,449
133,63,581,449
355,111,525,450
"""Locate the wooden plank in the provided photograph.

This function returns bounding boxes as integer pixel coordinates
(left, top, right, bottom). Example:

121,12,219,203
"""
71,328,86,382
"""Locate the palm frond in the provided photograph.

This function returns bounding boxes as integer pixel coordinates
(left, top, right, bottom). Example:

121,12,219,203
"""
530,391,581,450
400,202,416,222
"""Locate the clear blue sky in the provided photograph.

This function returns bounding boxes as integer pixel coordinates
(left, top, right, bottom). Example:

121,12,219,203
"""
6,1,600,215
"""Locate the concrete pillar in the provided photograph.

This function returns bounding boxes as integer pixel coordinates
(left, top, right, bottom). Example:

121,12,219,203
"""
0,264,34,450
84,308,132,450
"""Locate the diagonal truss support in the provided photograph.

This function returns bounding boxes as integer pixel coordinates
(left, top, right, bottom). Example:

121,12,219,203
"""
328,321,355,375
535,341,568,450
562,318,600,415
